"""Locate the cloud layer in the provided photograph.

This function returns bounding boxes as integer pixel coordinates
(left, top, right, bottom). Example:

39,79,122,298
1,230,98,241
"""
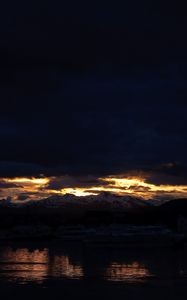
0,1,187,192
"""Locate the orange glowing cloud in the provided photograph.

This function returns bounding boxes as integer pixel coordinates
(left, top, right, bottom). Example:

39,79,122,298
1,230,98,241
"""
45,176,187,199
1,175,187,200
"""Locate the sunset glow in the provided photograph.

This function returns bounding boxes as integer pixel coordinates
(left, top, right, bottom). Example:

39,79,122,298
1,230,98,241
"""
50,176,187,199
1,175,187,201
6,177,49,185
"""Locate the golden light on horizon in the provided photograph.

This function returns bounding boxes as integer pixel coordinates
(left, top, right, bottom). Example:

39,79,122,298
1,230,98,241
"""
103,176,187,194
6,177,49,185
1,175,187,200
0,177,51,200
51,176,187,198
57,188,98,197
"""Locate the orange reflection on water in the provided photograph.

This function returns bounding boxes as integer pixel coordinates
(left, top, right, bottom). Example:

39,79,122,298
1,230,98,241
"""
50,255,83,279
105,262,152,282
0,248,49,283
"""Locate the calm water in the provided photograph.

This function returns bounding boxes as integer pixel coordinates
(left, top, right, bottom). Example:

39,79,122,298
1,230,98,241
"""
0,242,187,300
0,241,187,286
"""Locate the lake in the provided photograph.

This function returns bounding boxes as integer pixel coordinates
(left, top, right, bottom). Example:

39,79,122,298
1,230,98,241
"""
0,241,187,299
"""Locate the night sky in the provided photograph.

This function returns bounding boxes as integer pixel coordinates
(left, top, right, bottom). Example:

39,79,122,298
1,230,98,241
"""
1,1,187,200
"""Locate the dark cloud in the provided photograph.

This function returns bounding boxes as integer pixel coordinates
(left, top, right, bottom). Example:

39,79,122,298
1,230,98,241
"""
0,1,187,187
45,176,109,190
16,194,30,201
0,161,46,178
0,72,187,182
16,192,45,201
0,180,21,189
127,186,151,192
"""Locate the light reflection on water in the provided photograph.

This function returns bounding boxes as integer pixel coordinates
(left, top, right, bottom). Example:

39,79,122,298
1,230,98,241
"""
0,248,49,283
0,246,84,283
0,243,187,285
50,255,83,279
105,262,152,282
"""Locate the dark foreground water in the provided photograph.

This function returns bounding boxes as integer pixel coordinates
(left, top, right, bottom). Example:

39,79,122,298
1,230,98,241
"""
0,241,187,299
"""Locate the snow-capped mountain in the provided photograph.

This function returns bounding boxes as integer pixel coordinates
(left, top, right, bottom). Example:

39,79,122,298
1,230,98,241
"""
0,192,153,211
